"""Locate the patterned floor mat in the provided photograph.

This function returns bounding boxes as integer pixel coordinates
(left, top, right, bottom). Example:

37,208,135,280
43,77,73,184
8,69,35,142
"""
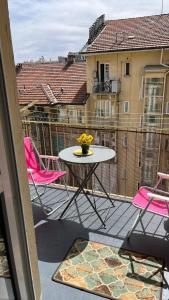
53,238,163,300
0,241,10,278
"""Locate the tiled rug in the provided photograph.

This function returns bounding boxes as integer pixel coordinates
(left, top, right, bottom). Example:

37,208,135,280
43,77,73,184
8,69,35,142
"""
0,241,10,278
53,238,163,300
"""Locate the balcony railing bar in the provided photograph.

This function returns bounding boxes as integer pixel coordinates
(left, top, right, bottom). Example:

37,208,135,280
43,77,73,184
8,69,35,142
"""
22,119,169,135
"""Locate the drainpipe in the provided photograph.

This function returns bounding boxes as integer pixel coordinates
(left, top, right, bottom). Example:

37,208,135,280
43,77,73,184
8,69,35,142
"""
157,48,169,173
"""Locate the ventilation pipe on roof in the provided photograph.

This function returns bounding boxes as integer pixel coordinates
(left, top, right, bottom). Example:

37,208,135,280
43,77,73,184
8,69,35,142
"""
16,63,22,73
67,52,76,63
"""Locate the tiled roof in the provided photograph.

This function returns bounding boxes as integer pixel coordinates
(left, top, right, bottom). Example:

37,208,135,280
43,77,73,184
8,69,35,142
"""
82,14,169,54
16,62,87,105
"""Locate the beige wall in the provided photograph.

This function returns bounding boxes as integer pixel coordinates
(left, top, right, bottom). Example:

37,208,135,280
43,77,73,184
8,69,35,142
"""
85,49,169,196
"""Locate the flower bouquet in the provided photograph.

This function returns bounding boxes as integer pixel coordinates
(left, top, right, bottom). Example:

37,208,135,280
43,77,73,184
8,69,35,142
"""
76,133,93,155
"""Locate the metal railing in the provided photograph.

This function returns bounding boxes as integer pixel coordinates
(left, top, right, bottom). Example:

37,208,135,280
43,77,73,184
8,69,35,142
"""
22,111,169,199
93,81,112,93
93,80,121,93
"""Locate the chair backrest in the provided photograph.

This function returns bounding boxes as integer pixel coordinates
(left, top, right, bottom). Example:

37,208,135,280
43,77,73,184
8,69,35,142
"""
24,137,40,171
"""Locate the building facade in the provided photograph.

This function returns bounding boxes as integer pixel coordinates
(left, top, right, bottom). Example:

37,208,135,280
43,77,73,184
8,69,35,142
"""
81,14,169,195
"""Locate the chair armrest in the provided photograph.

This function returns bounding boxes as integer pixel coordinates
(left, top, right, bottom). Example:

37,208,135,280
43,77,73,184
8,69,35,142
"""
27,168,33,173
147,192,169,202
157,172,169,180
39,155,59,161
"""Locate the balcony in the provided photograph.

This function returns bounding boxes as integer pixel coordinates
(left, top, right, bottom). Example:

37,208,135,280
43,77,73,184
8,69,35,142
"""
21,113,169,299
32,185,169,300
93,80,121,94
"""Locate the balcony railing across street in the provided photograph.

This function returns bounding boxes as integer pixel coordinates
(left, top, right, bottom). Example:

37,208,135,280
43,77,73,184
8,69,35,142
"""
93,80,121,93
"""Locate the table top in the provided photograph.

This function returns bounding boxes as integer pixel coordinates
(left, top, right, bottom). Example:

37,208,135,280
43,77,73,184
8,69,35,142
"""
59,145,116,164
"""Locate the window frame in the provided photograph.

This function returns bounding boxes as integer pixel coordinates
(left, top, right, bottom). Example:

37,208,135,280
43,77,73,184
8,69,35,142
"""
124,62,130,76
123,101,129,113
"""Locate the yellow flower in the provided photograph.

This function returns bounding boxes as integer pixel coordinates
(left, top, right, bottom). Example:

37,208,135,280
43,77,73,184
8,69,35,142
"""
76,133,94,145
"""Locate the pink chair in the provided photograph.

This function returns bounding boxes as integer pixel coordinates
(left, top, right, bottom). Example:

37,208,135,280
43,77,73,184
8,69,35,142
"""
24,137,69,216
127,172,169,238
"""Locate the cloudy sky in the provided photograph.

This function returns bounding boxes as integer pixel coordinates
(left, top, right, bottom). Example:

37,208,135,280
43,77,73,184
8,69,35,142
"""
8,0,169,63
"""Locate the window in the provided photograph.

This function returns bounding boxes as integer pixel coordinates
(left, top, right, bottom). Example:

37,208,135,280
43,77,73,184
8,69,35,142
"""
165,139,169,151
143,114,160,127
145,133,155,148
138,151,141,167
165,102,169,114
58,108,66,121
52,133,64,155
100,63,109,82
122,169,127,180
167,160,169,169
77,110,85,123
125,62,130,76
123,101,129,113
95,99,112,117
140,115,143,127
143,77,164,100
143,161,153,179
123,135,128,147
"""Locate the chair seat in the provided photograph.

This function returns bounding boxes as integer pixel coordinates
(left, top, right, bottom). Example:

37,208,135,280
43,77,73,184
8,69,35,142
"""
28,170,66,184
133,187,169,217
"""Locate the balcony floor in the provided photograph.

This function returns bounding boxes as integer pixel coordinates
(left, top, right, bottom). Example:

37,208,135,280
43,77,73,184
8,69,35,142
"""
32,186,169,300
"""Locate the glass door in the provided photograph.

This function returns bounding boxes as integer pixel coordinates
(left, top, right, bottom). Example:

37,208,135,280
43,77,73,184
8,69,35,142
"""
0,192,15,299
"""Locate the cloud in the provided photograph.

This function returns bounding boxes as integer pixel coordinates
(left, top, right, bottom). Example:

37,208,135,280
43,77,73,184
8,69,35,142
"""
8,0,169,63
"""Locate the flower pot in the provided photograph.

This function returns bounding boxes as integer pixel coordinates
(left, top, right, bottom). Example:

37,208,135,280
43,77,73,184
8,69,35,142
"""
81,144,89,155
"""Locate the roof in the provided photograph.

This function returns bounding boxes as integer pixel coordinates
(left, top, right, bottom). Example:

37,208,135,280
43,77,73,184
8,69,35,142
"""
144,64,169,71
16,62,87,105
81,14,169,54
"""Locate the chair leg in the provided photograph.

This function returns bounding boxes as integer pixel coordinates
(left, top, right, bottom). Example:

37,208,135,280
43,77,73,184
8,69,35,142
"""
61,175,70,200
127,212,141,239
30,177,70,216
127,196,154,239
127,209,147,239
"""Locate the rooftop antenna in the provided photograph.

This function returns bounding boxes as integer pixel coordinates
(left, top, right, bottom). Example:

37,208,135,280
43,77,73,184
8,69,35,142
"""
161,0,164,14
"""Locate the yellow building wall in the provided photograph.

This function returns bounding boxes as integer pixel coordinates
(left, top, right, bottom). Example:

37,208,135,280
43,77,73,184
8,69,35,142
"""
85,49,169,196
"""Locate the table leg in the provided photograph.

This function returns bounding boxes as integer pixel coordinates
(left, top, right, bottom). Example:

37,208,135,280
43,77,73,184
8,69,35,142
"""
59,162,106,227
92,168,115,207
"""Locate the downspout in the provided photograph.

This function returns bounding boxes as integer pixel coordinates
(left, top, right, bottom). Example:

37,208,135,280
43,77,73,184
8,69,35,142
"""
158,48,169,172
159,48,169,130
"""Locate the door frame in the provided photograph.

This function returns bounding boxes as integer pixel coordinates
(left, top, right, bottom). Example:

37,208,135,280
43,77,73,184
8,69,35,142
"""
0,1,41,299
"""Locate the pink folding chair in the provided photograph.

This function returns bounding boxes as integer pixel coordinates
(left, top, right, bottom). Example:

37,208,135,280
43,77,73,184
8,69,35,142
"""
127,172,169,238
24,137,69,216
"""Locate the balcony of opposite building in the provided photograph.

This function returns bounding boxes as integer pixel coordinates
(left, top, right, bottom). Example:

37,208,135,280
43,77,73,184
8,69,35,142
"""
93,80,121,94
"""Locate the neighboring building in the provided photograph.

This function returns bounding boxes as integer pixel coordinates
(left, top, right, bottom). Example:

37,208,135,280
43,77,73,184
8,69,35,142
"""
17,59,89,154
80,13,169,195
17,58,88,124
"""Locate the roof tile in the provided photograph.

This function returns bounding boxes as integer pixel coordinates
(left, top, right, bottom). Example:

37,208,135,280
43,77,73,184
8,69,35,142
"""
17,62,87,105
82,14,169,54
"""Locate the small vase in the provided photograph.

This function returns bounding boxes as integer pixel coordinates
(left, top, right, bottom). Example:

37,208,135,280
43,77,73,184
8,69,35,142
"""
81,144,89,155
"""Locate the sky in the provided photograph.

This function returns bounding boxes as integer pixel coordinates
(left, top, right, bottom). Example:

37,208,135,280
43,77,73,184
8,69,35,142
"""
8,0,169,63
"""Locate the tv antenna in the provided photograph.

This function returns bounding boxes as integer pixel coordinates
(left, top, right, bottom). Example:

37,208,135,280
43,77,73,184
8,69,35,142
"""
161,0,164,14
